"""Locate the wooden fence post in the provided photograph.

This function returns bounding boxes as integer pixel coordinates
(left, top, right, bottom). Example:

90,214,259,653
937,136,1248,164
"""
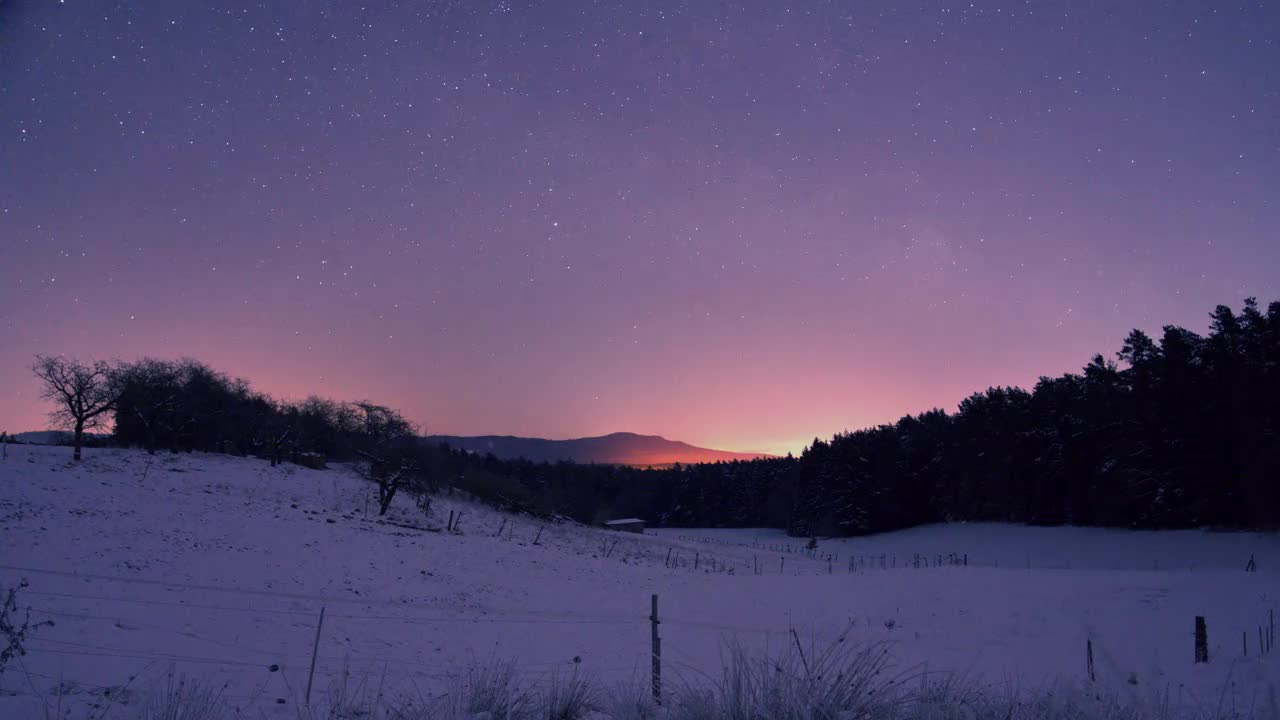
305,606,326,706
1194,616,1208,664
651,594,662,705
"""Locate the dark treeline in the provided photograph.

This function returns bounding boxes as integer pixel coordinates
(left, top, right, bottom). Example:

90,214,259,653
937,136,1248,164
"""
430,298,1280,533
96,357,430,514
440,451,801,528
110,357,416,462
787,298,1280,534
32,298,1280,533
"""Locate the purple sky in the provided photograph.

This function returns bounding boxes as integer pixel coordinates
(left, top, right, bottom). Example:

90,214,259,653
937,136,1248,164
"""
2,1,1277,455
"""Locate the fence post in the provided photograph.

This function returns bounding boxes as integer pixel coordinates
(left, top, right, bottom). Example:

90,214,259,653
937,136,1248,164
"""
651,594,662,705
1087,639,1095,681
305,606,326,706
1194,616,1208,664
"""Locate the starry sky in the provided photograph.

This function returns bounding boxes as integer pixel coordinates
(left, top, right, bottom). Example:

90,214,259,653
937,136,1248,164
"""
1,1,1277,455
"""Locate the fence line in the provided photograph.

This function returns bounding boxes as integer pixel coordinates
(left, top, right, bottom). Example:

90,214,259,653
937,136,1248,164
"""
3,565,809,713
22,587,644,626
20,642,649,684
24,613,655,678
4,565,648,625
22,585,795,639
9,567,1269,718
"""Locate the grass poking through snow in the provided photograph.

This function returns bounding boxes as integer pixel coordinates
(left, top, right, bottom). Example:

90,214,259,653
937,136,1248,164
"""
10,639,1274,720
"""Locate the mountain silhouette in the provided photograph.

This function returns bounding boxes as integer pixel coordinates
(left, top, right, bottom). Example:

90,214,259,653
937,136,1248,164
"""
421,431,773,467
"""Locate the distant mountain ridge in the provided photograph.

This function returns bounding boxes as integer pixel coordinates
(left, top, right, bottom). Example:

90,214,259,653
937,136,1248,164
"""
421,431,773,467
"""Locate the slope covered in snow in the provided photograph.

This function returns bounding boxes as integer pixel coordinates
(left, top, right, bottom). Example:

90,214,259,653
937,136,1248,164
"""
0,444,1276,718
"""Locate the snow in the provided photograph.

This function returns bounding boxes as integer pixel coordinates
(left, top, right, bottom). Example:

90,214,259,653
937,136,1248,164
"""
1,444,1277,718
647,524,1280,573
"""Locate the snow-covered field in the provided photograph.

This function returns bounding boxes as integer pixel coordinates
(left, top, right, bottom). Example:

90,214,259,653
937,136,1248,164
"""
1,444,1277,718
650,523,1280,573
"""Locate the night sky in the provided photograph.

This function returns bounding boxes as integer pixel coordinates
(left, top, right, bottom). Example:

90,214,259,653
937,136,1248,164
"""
2,1,1277,455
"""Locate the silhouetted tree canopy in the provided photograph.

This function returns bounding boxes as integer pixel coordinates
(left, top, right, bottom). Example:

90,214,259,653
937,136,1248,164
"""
410,298,1280,533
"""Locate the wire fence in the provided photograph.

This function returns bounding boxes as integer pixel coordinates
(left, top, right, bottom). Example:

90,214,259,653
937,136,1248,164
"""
667,534,970,573
0,563,818,713
3,538,1271,715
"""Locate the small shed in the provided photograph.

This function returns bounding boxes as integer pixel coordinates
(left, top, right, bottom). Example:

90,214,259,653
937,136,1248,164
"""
604,518,646,534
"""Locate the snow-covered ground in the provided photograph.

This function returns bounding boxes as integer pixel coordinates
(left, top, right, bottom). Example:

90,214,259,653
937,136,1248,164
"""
1,444,1277,717
649,523,1280,573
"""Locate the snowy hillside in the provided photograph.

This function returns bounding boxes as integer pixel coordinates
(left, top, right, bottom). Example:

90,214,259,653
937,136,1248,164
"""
1,444,1277,718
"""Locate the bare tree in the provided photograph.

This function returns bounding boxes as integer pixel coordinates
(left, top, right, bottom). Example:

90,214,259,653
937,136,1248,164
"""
31,355,118,461
356,449,418,515
352,402,415,448
350,402,419,515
